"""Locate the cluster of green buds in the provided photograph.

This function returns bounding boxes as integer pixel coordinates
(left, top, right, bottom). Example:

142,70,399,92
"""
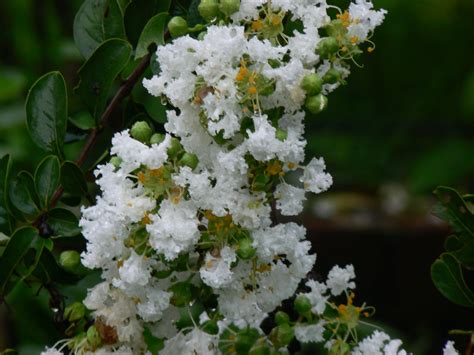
168,0,241,39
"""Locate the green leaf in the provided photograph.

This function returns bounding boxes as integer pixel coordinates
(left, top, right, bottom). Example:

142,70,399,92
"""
48,208,81,237
143,327,164,355
25,72,68,155
135,13,168,60
34,156,61,209
61,161,88,197
124,0,171,46
73,0,126,59
8,172,40,217
452,241,474,270
0,155,12,234
69,111,96,130
0,227,40,297
76,39,132,120
431,253,474,307
434,186,474,242
444,235,464,252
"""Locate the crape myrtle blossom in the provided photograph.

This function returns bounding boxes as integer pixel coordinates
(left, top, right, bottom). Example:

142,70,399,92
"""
42,0,401,354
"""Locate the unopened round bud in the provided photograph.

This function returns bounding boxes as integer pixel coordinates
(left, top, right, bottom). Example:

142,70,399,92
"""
86,326,102,349
59,250,81,272
64,302,86,322
316,37,339,59
150,133,165,145
237,238,256,260
202,320,219,335
323,67,342,84
274,311,290,325
168,16,188,38
167,137,183,158
236,328,259,354
249,345,271,355
179,153,199,170
305,94,328,114
301,73,323,95
199,0,219,21
131,121,153,143
294,295,312,314
275,128,287,141
272,324,294,347
219,0,240,17
109,156,122,168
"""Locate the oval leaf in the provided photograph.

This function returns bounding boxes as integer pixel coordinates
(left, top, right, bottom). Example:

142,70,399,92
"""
25,72,68,155
76,39,132,120
48,208,81,237
61,161,88,197
0,155,12,234
135,12,168,59
8,172,39,217
73,0,126,59
0,227,40,296
431,252,474,307
34,155,61,209
434,186,474,241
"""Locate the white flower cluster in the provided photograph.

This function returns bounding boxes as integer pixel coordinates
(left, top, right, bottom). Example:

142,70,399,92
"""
51,0,391,353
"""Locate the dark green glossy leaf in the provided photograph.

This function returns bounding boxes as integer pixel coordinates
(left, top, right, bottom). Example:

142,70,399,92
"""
0,155,12,234
34,156,60,209
431,253,474,307
444,235,464,252
76,39,132,120
25,72,68,155
0,227,40,297
48,208,81,237
69,111,96,130
434,186,474,242
135,13,168,59
124,0,170,46
452,241,474,270
143,326,164,355
73,0,126,59
8,172,39,217
61,161,88,197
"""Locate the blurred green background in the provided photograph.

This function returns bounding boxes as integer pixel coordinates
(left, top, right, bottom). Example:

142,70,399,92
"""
0,0,473,353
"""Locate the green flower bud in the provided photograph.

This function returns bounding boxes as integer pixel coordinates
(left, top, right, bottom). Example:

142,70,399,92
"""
235,327,260,353
274,311,290,325
305,94,328,114
316,37,339,59
131,121,153,143
64,302,86,322
237,238,256,260
249,345,271,355
301,73,323,95
202,320,219,335
168,16,188,38
198,0,219,21
219,0,240,17
323,67,342,84
269,324,294,348
109,156,122,168
150,133,165,145
179,152,199,170
294,295,312,314
169,282,196,307
275,128,288,141
59,250,81,272
167,137,183,158
86,325,102,349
